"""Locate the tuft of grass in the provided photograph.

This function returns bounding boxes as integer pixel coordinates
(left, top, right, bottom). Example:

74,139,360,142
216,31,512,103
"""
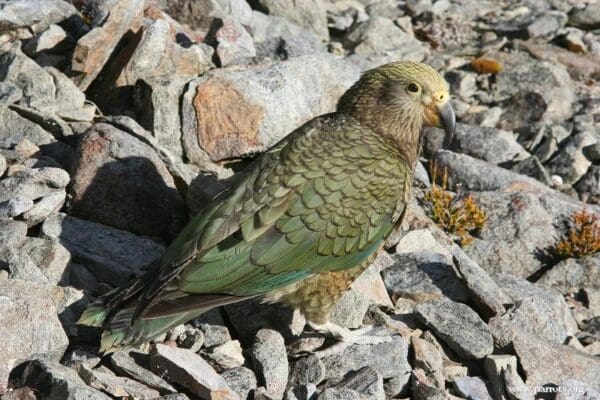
422,165,487,246
553,210,600,259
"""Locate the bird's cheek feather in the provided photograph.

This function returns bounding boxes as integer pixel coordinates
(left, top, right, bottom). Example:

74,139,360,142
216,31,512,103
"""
423,105,441,127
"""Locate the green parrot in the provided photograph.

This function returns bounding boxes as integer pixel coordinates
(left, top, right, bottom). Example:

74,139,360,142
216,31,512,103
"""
78,61,455,352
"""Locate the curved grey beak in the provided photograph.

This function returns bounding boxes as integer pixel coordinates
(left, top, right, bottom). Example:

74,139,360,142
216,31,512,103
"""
439,101,456,148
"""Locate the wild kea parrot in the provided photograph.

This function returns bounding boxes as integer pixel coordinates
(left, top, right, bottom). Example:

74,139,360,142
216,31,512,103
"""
78,61,455,352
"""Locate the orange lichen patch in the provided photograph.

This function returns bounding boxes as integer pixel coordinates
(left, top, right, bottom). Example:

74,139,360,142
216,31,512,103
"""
471,57,503,74
553,210,600,259
423,165,487,246
194,77,264,161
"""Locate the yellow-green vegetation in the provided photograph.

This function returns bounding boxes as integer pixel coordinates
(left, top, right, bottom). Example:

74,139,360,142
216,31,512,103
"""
553,209,600,259
422,165,487,245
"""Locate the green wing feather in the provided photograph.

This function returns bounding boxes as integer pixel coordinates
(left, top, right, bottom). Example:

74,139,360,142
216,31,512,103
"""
163,114,409,299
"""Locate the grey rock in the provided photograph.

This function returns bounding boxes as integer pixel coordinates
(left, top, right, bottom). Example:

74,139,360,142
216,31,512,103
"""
344,17,429,69
537,255,600,294
222,367,258,400
0,45,88,119
446,124,529,165
249,11,324,60
22,24,69,56
496,274,579,317
491,51,575,130
583,142,600,163
176,326,205,352
196,316,232,348
286,383,318,400
382,252,469,304
327,1,368,32
41,213,164,286
451,245,511,317
224,299,305,343
527,11,567,38
349,259,393,308
253,0,329,41
383,373,411,399
579,316,600,344
547,131,596,185
518,122,571,163
110,350,177,394
411,368,446,400
319,335,410,380
510,156,553,186
453,377,493,400
154,395,191,400
502,364,532,400
251,329,289,400
556,379,600,400
366,0,405,19
334,367,384,400
431,150,551,193
158,0,252,31
444,70,477,99
20,360,111,400
21,189,66,227
513,333,600,391
569,4,600,30
182,53,359,162
203,340,245,370
69,122,187,239
0,279,69,393
415,298,494,359
0,154,5,177
120,17,213,157
462,190,595,278
318,388,363,400
209,16,256,67
0,387,37,399
0,247,48,283
0,82,22,106
585,287,600,316
329,289,371,329
575,165,600,204
0,167,70,220
483,355,519,400
0,0,77,42
490,275,578,348
0,107,72,166
100,115,200,192
151,344,239,400
0,219,27,249
64,262,98,293
20,237,70,285
0,197,32,219
78,365,160,399
70,0,145,90
289,354,326,386
411,337,444,389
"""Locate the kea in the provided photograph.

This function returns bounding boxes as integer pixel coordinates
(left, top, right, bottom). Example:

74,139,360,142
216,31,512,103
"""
79,61,455,352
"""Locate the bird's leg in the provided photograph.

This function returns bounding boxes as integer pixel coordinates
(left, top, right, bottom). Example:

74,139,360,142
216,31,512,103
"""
307,320,393,356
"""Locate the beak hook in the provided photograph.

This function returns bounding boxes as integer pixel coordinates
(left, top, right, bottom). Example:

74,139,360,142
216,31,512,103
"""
439,102,456,148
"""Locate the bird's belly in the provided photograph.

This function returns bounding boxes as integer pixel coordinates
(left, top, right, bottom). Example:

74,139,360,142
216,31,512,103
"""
262,253,378,324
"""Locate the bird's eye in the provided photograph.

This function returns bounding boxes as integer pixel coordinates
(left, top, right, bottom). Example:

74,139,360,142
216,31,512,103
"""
407,83,420,93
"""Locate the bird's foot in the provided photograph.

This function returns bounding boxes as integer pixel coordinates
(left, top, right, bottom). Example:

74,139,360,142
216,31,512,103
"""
308,321,392,357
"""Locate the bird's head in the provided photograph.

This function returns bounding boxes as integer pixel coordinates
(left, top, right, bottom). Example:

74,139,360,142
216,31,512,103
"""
338,61,455,149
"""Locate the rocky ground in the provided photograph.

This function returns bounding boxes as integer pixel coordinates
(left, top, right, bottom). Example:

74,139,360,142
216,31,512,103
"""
1,0,600,399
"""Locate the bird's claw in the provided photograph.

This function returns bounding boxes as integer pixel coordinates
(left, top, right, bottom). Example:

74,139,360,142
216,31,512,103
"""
308,321,393,357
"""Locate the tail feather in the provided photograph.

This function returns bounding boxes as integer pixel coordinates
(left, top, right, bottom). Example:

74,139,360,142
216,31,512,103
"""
99,309,204,353
77,303,111,328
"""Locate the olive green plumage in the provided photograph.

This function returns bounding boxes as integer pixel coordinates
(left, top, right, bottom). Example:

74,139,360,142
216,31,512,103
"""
78,61,454,352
